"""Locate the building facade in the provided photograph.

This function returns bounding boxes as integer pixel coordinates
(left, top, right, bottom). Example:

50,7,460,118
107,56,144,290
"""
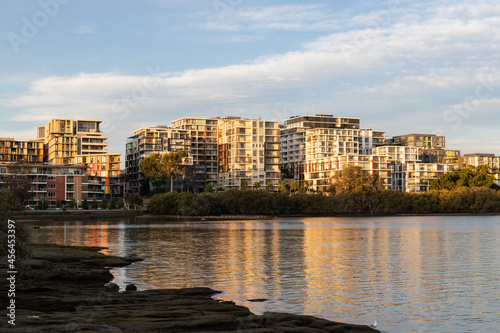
0,138,45,164
217,117,280,190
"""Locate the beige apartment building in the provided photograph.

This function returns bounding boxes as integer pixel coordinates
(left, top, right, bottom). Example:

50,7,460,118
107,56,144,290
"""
280,114,366,182
36,118,122,200
0,138,45,164
37,119,109,165
461,153,500,186
217,117,280,190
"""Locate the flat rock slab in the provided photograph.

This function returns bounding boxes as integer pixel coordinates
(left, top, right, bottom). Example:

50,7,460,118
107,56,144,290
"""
0,244,379,332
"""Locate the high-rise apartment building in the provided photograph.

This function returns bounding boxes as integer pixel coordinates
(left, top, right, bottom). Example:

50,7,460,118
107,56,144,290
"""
36,118,122,200
37,119,109,164
125,126,195,194
281,115,367,182
218,117,280,190
171,117,220,186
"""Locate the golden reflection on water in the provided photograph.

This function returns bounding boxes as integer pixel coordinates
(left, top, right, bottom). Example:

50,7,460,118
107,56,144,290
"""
28,216,500,333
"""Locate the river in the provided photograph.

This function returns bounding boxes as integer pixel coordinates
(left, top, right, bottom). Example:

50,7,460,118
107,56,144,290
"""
28,215,500,332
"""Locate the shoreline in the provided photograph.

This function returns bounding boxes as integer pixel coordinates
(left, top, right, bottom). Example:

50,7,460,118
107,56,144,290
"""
11,209,500,222
1,243,380,332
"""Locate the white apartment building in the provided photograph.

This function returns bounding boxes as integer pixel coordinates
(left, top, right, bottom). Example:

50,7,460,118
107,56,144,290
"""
218,117,280,190
304,154,391,192
462,153,500,186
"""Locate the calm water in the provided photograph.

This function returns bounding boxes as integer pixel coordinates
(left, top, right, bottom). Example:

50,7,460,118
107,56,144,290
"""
28,216,500,333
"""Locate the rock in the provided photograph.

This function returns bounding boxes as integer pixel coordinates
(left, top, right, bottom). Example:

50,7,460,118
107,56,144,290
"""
125,284,137,291
3,244,381,333
106,283,120,292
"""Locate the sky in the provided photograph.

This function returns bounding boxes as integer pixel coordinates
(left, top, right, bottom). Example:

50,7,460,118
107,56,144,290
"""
1,0,499,164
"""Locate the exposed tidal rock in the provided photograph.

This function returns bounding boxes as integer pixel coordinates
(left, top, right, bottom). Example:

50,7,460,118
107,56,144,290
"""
0,244,380,333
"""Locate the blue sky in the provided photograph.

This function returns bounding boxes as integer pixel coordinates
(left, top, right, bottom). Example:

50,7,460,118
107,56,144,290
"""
1,0,499,161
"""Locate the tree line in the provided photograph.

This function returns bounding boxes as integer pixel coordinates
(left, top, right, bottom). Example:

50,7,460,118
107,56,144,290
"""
147,164,500,216
147,187,500,216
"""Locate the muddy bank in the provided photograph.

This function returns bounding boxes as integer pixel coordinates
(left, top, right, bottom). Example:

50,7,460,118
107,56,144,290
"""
0,244,379,332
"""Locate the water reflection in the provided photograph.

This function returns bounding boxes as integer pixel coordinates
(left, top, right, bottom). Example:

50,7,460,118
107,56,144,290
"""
28,216,500,333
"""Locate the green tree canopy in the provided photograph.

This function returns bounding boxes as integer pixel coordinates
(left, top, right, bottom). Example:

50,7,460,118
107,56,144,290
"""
290,181,299,193
328,164,383,195
431,165,499,190
139,151,188,192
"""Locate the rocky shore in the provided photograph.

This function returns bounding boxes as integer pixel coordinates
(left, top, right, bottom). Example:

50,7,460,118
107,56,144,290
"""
1,244,380,332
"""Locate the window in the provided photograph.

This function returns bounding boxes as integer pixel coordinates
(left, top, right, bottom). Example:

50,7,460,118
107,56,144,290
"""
48,184,56,189
48,176,56,181
48,192,56,198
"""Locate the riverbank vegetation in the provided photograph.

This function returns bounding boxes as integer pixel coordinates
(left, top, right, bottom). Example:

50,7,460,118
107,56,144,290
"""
147,165,500,216
147,187,500,216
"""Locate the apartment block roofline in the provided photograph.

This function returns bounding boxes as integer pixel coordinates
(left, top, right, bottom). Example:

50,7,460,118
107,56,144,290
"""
393,133,442,137
463,153,496,156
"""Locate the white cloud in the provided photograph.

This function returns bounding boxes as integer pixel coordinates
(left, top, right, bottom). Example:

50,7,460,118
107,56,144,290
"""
3,0,500,156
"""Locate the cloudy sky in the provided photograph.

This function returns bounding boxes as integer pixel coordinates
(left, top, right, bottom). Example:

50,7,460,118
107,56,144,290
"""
1,0,499,162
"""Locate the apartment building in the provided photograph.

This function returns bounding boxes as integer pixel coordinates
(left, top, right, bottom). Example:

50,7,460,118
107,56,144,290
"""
37,119,109,164
461,153,500,186
125,126,199,194
171,117,220,187
391,162,458,192
75,153,122,197
218,117,280,190
0,163,89,206
304,154,391,192
0,138,45,164
280,114,363,181
36,118,122,199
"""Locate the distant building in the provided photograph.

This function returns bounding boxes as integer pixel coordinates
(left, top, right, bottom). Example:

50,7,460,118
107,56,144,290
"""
461,153,500,186
37,118,122,200
0,163,89,207
217,117,280,190
281,114,368,182
0,138,45,164
125,126,201,194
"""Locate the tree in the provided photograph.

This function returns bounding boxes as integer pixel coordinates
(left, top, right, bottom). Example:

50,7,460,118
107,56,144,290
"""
328,164,383,195
69,198,76,209
241,179,248,190
36,197,49,210
82,198,89,210
205,183,215,192
299,180,309,193
56,199,62,208
254,182,261,190
163,151,188,192
3,164,31,205
290,181,299,193
91,199,99,209
140,151,188,192
139,153,163,181
117,198,124,209
109,197,116,210
267,181,274,191
125,192,143,209
100,197,109,209
431,165,499,190
279,182,288,193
